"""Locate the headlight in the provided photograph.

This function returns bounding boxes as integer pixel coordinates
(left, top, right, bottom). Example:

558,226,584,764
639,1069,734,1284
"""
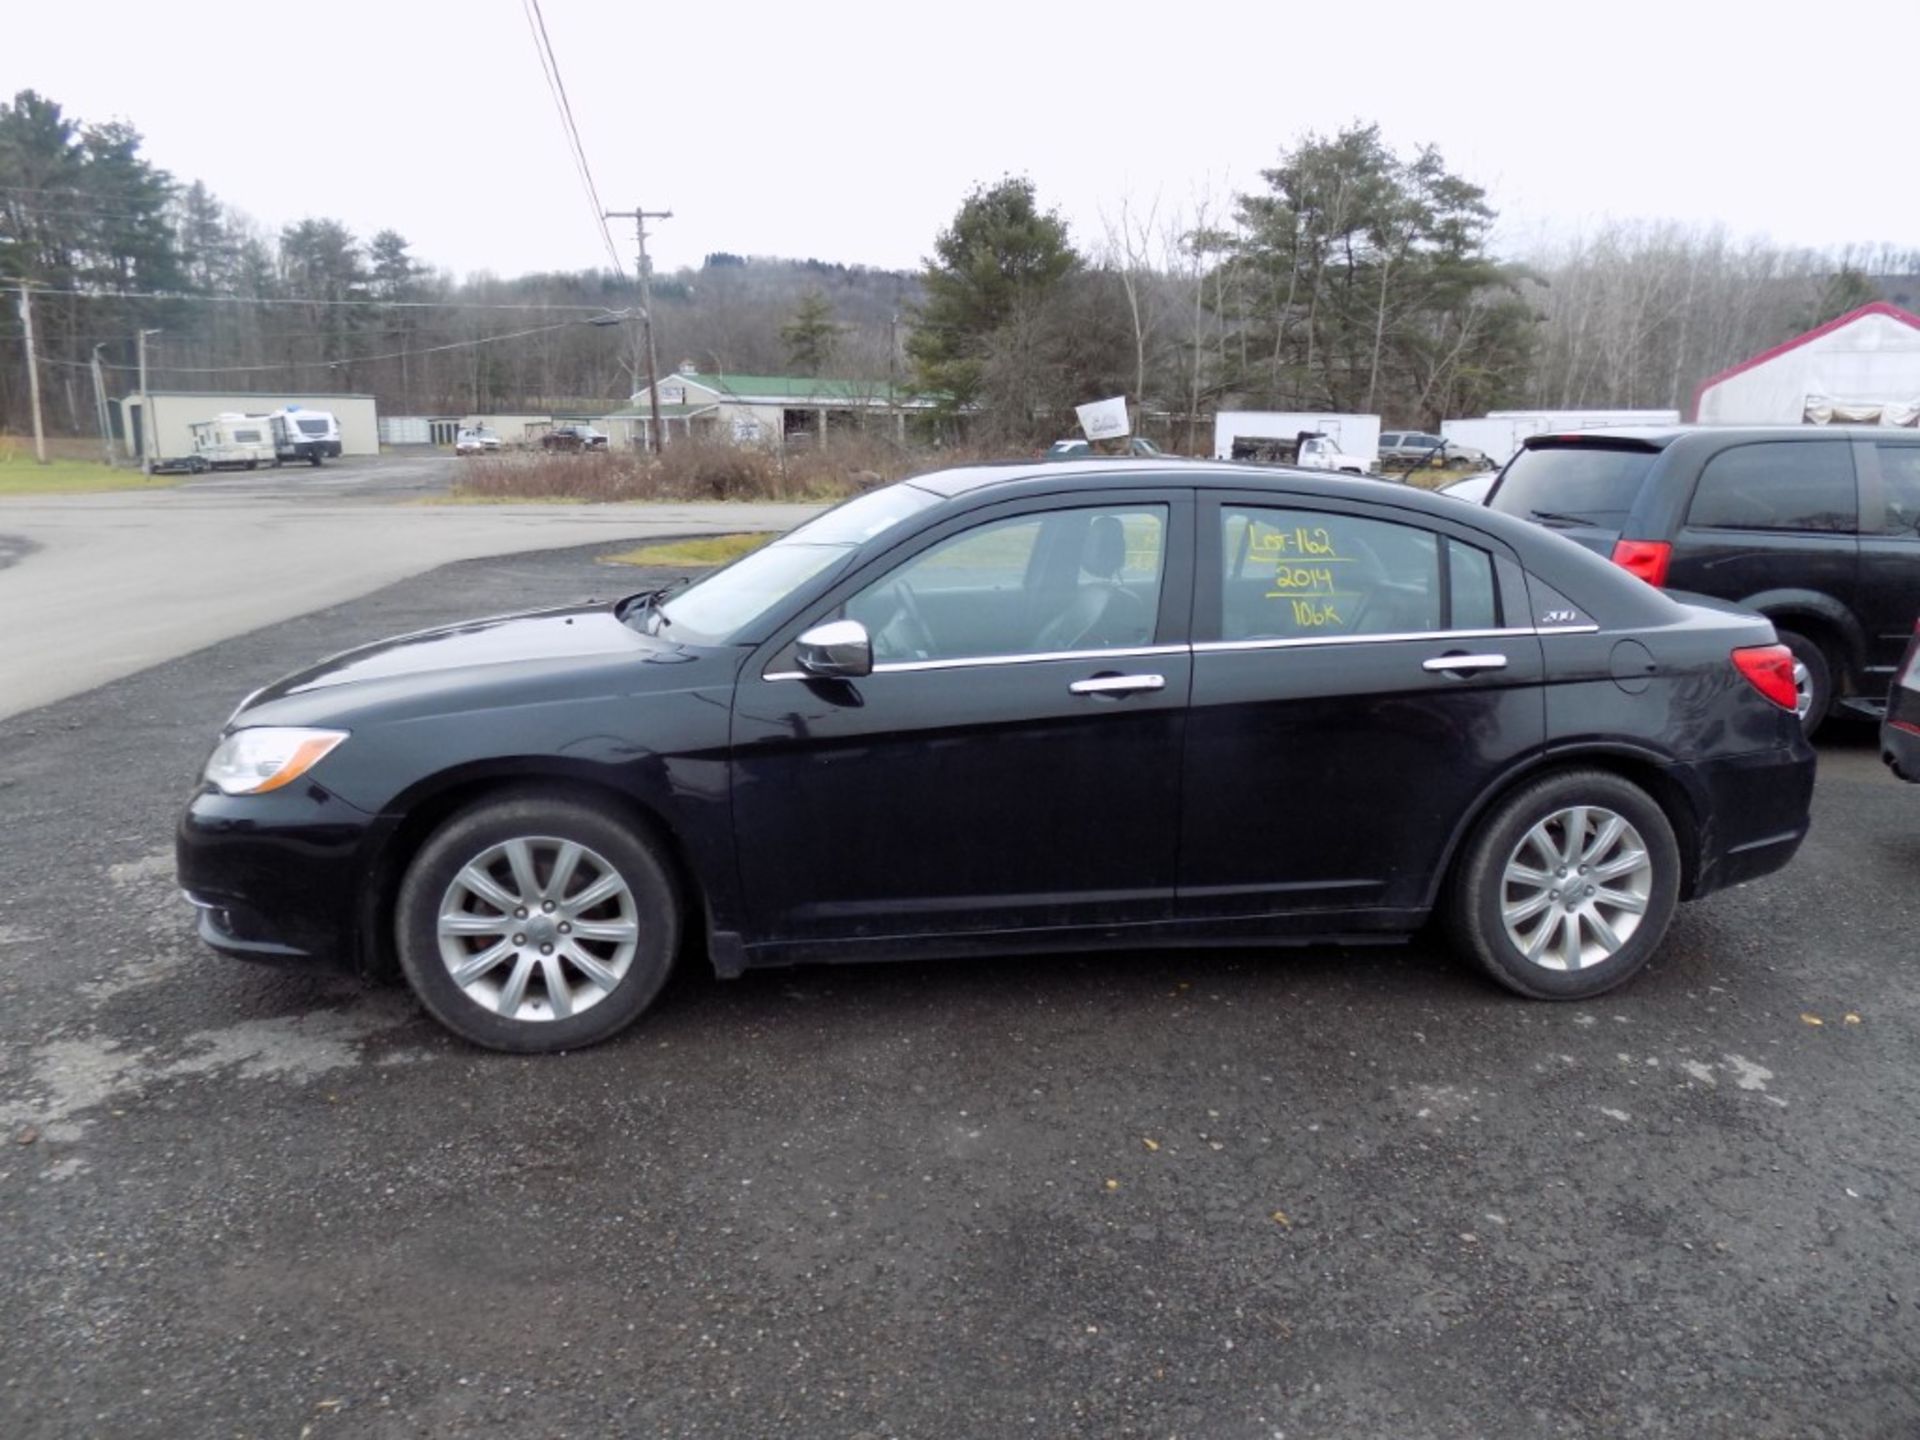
203,727,349,796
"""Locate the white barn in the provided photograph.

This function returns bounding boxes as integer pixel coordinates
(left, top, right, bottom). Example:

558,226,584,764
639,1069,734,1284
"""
1693,302,1920,427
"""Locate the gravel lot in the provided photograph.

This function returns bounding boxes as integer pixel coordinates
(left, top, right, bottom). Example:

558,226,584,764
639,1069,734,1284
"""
1,542,1916,1439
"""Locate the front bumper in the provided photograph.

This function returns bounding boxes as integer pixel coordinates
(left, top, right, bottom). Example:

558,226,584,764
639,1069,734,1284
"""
1687,743,1817,899
176,781,380,970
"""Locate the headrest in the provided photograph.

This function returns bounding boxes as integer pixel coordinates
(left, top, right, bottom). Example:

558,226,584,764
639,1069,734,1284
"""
1084,515,1127,579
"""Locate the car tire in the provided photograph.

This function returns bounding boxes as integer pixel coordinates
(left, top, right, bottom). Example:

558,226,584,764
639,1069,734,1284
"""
1446,769,1681,1000
395,793,680,1053
1776,629,1831,736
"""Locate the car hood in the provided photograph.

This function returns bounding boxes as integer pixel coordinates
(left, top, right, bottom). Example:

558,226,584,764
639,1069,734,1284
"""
233,601,711,723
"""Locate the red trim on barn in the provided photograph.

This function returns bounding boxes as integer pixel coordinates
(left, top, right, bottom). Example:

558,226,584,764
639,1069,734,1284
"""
1688,301,1920,421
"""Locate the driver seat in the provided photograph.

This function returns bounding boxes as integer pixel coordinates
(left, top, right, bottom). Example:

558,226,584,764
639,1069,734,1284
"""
1034,515,1150,651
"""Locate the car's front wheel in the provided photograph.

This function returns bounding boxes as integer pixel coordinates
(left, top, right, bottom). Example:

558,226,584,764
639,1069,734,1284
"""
1446,769,1680,1000
395,793,680,1052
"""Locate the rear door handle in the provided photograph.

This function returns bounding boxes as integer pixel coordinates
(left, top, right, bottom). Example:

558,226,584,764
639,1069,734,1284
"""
1069,673,1166,696
1423,653,1509,675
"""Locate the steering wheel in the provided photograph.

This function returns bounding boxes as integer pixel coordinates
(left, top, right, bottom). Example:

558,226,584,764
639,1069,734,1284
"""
891,580,936,659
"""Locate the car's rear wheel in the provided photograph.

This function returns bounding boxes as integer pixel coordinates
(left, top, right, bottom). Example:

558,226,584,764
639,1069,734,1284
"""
395,794,679,1052
1776,629,1831,735
1447,769,1680,1000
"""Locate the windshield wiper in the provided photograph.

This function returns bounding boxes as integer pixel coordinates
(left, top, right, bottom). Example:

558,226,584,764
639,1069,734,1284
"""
1529,508,1601,528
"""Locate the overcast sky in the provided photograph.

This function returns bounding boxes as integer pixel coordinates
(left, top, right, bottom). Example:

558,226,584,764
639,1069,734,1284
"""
9,0,1916,281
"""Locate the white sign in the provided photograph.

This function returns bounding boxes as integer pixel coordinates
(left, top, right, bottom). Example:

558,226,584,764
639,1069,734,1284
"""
660,383,686,406
731,417,763,443
1075,395,1131,441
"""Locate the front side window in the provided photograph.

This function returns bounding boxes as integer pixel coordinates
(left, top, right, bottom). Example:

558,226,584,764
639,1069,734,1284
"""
1220,507,1497,640
1686,441,1856,533
846,505,1167,664
1875,443,1920,536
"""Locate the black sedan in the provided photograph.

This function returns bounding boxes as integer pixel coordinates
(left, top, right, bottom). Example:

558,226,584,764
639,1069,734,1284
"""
178,461,1816,1052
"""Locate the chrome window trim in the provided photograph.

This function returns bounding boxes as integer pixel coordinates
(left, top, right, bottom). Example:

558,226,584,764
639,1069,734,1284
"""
763,642,1188,682
763,625,1597,679
1192,623,1596,654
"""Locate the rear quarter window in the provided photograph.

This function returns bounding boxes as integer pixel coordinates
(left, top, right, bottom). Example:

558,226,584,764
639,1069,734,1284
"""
1490,444,1657,524
1875,443,1920,537
1685,440,1856,533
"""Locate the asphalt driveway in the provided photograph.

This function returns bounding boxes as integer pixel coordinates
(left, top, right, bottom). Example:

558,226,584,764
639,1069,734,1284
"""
0,542,1915,1439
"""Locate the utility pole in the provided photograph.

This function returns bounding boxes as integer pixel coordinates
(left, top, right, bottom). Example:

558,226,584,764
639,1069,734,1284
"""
15,286,48,464
89,343,115,466
604,206,672,453
136,327,161,473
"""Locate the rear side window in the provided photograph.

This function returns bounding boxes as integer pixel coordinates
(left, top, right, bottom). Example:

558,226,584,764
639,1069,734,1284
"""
1490,444,1657,524
1686,441,1856,533
1876,444,1920,537
1218,507,1502,640
1449,539,1499,629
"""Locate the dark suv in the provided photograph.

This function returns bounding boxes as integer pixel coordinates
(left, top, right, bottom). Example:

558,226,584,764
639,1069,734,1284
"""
1488,426,1920,731
541,424,609,452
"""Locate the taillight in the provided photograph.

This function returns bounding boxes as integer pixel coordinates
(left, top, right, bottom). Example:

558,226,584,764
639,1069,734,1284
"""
1610,539,1672,588
1732,644,1798,712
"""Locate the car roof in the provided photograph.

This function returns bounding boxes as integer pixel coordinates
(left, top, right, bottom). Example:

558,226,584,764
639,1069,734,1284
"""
902,457,1515,526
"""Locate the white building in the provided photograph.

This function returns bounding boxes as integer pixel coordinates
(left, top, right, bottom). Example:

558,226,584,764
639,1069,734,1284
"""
604,365,934,449
120,391,379,462
379,414,577,447
1693,302,1920,426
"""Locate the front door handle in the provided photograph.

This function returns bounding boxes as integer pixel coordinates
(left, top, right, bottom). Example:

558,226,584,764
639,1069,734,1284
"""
1423,653,1509,675
1069,673,1166,696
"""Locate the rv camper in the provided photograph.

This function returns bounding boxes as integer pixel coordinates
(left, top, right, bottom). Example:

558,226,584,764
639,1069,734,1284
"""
265,407,343,465
189,413,277,471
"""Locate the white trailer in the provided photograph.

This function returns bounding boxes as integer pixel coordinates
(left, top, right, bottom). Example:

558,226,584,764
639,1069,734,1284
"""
1214,411,1381,470
189,413,276,470
1442,410,1681,467
260,406,343,466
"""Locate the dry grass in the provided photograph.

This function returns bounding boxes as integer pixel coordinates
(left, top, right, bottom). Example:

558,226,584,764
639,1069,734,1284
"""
600,533,771,567
451,434,1000,505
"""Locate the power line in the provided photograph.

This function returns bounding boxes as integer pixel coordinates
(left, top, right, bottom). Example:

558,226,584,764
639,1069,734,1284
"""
0,282,622,313
0,204,170,224
519,0,628,281
39,318,590,374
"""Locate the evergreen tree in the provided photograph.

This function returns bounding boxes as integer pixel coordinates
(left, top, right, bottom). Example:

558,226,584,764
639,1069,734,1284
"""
780,288,841,375
1807,267,1881,329
908,177,1079,420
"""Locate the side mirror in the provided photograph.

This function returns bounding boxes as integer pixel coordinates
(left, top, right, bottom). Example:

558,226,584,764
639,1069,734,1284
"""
794,619,873,679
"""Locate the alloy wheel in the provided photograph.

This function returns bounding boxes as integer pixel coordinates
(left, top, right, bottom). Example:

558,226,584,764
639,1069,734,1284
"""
1499,806,1653,972
434,836,640,1022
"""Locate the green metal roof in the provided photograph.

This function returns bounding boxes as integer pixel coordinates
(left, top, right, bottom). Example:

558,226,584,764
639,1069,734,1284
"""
601,403,720,420
660,372,925,404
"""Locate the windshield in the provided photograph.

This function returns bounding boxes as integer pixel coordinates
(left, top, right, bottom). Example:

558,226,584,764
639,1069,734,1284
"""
296,418,331,436
1490,442,1659,525
652,483,940,643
